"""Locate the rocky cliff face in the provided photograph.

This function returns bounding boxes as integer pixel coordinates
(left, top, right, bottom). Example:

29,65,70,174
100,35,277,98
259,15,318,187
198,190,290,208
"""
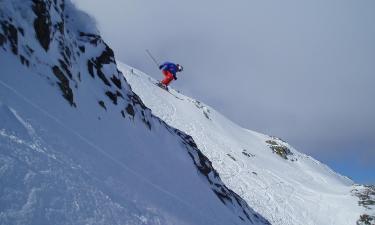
0,1,270,224
1,0,127,108
353,185,375,225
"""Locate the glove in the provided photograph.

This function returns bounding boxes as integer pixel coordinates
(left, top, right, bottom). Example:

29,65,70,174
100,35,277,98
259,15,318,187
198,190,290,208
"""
159,65,163,70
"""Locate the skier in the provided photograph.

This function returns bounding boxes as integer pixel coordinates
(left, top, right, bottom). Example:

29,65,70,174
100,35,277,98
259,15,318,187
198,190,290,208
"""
158,62,183,88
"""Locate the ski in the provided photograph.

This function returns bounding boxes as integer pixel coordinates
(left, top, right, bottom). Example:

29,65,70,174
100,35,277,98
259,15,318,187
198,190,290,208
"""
155,82,184,100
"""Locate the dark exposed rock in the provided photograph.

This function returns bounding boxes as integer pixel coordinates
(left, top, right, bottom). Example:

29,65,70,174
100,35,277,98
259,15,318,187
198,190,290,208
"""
1,21,18,54
8,24,18,54
242,149,255,158
107,91,123,104
111,75,122,89
87,60,94,77
125,104,135,117
128,93,147,110
97,45,114,64
56,21,64,34
140,111,152,130
143,119,151,130
203,111,210,120
79,32,100,39
0,33,5,46
357,214,375,225
59,59,72,79
32,0,52,51
61,48,70,65
52,66,75,107
17,27,24,36
353,185,375,209
105,91,118,105
97,69,111,86
20,55,30,67
115,90,123,99
270,145,291,159
79,32,101,45
86,45,116,86
79,45,85,53
125,92,153,129
265,140,277,146
25,45,34,55
91,46,115,86
139,115,152,129
98,100,106,110
214,189,233,204
266,139,293,160
64,46,71,60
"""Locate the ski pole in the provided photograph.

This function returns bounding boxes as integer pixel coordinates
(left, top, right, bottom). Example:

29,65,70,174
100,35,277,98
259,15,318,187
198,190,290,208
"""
145,49,160,68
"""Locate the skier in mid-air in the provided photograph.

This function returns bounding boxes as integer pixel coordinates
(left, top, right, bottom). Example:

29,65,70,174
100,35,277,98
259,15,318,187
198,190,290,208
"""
158,62,183,88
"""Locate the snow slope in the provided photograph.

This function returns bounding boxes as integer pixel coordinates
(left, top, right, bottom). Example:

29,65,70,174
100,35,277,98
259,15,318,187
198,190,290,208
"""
120,64,370,225
0,0,270,224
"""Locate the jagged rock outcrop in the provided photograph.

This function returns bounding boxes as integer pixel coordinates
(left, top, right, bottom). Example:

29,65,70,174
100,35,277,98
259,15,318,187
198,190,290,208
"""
353,185,375,225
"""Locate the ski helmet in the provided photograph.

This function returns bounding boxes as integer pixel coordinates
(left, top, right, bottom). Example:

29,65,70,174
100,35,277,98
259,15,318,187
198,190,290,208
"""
177,64,183,72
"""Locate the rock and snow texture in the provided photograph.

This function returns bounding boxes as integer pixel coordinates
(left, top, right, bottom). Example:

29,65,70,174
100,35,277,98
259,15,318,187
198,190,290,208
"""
352,185,375,225
121,64,373,225
0,0,372,224
0,0,271,224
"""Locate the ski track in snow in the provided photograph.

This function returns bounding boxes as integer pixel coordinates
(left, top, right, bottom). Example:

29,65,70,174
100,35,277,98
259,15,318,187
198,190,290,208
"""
121,63,364,225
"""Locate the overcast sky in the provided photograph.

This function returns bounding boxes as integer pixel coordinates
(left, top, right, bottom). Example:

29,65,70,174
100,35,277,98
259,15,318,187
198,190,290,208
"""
72,0,375,184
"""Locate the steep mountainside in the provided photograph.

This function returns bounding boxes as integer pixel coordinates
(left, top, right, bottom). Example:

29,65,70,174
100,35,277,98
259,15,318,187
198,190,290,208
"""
120,64,374,225
0,0,270,224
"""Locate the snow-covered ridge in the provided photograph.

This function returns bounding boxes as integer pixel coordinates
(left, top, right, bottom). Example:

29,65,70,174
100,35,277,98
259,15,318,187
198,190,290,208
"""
0,0,271,224
120,64,372,225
